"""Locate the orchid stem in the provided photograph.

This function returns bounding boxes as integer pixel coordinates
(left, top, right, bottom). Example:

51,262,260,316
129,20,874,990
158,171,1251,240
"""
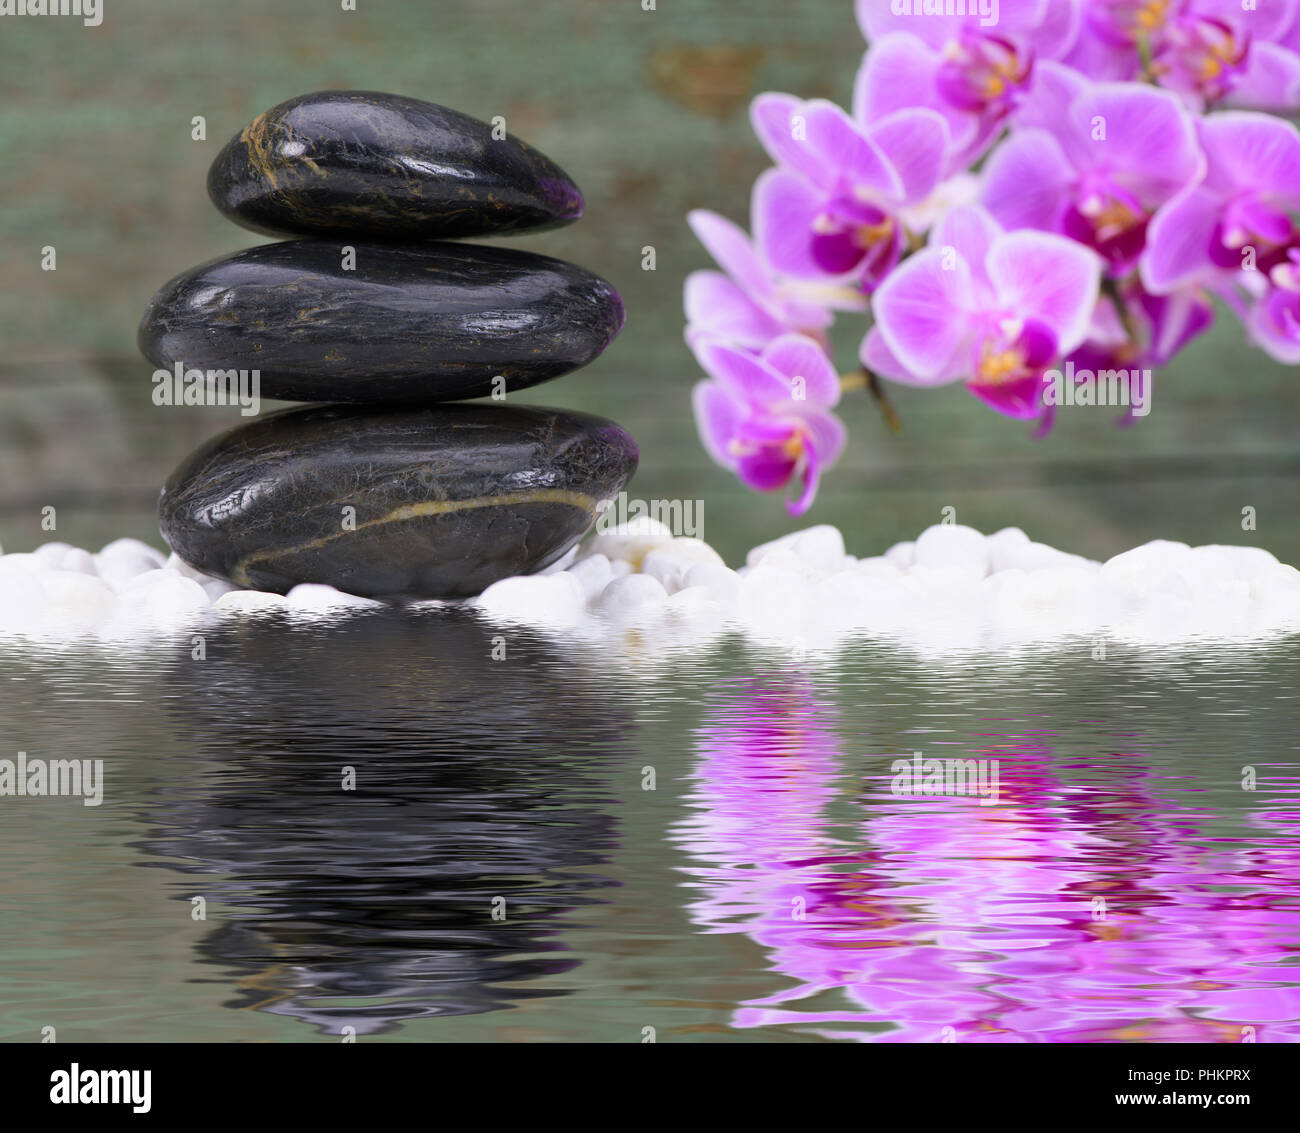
1136,33,1156,83
842,367,902,434
1102,275,1141,348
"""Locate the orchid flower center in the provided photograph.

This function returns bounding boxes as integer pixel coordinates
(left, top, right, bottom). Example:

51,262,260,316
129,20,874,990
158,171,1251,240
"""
973,319,1058,387
1136,0,1175,35
808,197,902,282
1185,21,1244,81
1271,250,1300,293
1158,16,1248,100
1062,179,1149,271
936,32,1032,114
1210,196,1297,273
725,416,811,495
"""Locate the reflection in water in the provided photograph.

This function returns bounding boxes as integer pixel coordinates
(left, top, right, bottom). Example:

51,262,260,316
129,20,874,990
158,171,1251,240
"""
138,610,627,1036
2,627,1299,1042
676,672,1300,1043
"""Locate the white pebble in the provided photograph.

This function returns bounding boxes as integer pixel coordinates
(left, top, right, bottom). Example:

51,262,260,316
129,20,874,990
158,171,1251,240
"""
286,584,385,612
567,553,613,601
747,525,847,572
42,573,117,629
96,540,168,592
883,540,915,569
33,541,75,567
853,556,904,581
682,562,741,603
577,517,676,568
0,570,49,632
58,547,99,576
213,590,290,614
475,572,587,626
913,524,990,578
109,573,210,634
643,537,725,593
595,573,670,620
0,553,47,579
1188,544,1278,580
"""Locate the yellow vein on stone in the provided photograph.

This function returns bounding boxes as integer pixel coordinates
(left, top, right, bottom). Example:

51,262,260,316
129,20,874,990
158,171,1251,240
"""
231,487,597,586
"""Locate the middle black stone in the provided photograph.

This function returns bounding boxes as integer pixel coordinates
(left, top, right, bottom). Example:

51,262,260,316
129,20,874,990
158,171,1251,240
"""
138,240,625,404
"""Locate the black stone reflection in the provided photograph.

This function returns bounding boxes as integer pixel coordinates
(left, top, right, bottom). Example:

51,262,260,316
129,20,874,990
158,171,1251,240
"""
138,609,627,1036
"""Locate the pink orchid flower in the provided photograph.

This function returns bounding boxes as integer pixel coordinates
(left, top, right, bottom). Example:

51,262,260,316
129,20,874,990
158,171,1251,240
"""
854,0,1082,170
684,208,862,353
1142,111,1300,362
863,203,1101,422
692,334,846,515
982,78,1203,274
1062,0,1300,109
748,94,950,288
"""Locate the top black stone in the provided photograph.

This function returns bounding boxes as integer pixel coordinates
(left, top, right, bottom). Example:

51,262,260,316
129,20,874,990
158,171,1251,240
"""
206,90,585,241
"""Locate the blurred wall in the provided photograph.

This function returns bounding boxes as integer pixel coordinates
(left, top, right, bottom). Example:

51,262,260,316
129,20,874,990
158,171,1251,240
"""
1,0,1297,565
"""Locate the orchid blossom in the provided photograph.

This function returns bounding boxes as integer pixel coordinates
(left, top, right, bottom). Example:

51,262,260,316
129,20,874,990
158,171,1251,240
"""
683,0,1300,514
692,334,846,515
864,204,1101,423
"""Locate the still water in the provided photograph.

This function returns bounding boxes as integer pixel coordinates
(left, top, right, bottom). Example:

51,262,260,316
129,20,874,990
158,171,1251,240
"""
0,611,1297,1043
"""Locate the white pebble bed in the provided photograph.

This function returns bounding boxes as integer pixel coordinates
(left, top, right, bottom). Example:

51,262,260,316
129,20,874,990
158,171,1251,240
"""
2,522,1299,653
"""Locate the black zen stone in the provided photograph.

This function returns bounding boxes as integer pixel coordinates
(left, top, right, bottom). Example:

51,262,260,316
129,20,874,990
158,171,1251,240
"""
158,403,638,599
137,240,625,403
207,90,585,240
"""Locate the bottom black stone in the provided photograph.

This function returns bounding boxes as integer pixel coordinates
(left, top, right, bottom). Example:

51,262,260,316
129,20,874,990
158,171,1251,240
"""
158,402,638,599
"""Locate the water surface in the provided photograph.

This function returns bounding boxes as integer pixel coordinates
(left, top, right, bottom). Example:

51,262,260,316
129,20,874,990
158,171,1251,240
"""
0,613,1296,1042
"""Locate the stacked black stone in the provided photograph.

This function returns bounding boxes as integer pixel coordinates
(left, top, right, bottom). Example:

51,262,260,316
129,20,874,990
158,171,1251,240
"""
140,91,637,600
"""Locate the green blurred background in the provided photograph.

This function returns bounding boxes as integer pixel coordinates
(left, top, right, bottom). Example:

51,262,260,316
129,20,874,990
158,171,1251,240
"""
1,0,1296,567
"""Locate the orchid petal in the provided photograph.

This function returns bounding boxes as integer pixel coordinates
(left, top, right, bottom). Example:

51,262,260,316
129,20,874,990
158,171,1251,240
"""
872,246,975,379
687,209,774,302
1013,60,1090,132
694,339,795,407
1227,42,1300,112
802,99,903,199
684,270,787,350
967,373,1049,420
860,325,967,386
692,381,744,468
751,93,835,187
1140,186,1225,293
1198,111,1300,204
853,33,980,158
762,333,842,406
753,168,848,281
864,108,949,205
981,129,1074,232
987,230,1101,352
1058,84,1202,205
928,203,1004,291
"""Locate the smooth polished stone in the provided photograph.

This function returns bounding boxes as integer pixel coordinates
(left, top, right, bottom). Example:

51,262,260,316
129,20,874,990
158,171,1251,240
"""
207,90,585,240
138,240,625,403
158,403,639,599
